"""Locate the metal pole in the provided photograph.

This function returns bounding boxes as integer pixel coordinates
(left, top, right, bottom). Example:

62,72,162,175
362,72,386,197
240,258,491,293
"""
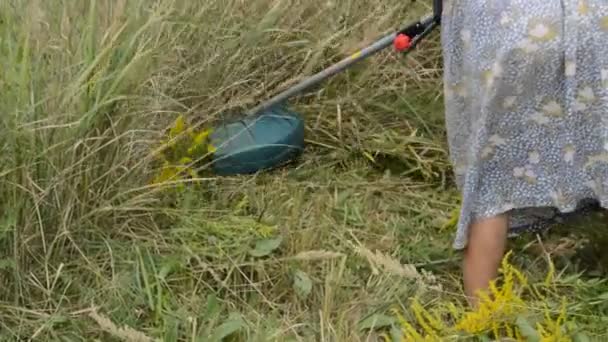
246,32,398,116
246,7,441,117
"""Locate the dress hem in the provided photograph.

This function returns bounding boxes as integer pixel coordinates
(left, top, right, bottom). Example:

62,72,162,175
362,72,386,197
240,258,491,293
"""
451,197,608,251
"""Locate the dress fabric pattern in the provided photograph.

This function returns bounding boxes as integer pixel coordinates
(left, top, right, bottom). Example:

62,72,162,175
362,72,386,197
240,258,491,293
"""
441,0,608,250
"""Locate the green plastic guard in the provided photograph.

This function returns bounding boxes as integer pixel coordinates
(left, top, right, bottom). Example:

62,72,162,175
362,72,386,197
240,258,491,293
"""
209,106,305,175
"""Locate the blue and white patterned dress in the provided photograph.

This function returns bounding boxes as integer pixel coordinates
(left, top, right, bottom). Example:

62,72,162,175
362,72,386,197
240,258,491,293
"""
441,0,608,249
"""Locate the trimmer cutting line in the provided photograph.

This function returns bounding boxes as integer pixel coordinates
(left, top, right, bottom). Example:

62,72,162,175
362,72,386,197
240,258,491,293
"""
209,0,442,176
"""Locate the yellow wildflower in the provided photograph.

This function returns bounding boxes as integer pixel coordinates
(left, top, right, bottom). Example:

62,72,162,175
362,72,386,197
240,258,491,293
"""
169,114,185,138
455,251,528,334
151,114,216,186
193,129,212,146
179,157,193,165
537,299,570,342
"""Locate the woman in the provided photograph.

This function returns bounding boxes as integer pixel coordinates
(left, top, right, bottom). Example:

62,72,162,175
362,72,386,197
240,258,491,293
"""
441,0,608,304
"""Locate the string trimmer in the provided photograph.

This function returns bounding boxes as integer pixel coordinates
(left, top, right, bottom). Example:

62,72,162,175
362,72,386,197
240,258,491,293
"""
209,0,442,175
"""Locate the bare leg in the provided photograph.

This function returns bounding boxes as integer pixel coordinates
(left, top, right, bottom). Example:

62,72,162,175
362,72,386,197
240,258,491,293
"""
463,214,509,307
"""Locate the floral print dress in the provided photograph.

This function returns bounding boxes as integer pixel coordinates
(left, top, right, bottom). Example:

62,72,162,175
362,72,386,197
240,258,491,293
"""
441,0,608,250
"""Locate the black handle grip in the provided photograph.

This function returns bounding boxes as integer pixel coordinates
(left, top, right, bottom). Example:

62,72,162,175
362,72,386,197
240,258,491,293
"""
433,0,442,23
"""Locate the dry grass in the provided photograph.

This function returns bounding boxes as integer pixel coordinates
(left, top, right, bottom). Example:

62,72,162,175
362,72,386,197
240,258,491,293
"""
88,308,153,342
1,0,608,341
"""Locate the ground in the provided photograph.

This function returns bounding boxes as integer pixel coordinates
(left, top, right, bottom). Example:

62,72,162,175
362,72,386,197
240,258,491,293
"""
1,1,608,341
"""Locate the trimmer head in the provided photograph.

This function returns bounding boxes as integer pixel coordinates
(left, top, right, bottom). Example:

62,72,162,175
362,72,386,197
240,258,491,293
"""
210,106,305,175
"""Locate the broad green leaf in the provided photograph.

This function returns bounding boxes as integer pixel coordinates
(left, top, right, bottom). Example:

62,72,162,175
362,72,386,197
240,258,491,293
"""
249,237,282,257
159,257,181,280
358,314,395,331
208,313,246,342
163,316,179,342
569,321,592,342
478,335,492,342
205,293,221,318
293,270,312,299
516,316,541,342
389,325,402,342
573,332,591,342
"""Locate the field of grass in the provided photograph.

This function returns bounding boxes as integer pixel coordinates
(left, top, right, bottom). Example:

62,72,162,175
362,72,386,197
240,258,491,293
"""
2,0,608,341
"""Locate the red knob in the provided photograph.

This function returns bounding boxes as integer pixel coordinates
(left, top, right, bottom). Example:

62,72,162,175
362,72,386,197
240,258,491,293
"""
394,34,412,51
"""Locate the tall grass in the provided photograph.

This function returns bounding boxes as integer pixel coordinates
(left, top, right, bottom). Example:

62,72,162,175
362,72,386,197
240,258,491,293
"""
1,0,607,341
2,0,164,303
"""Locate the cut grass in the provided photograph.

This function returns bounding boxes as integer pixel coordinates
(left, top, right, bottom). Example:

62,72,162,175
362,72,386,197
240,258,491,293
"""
1,0,608,341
